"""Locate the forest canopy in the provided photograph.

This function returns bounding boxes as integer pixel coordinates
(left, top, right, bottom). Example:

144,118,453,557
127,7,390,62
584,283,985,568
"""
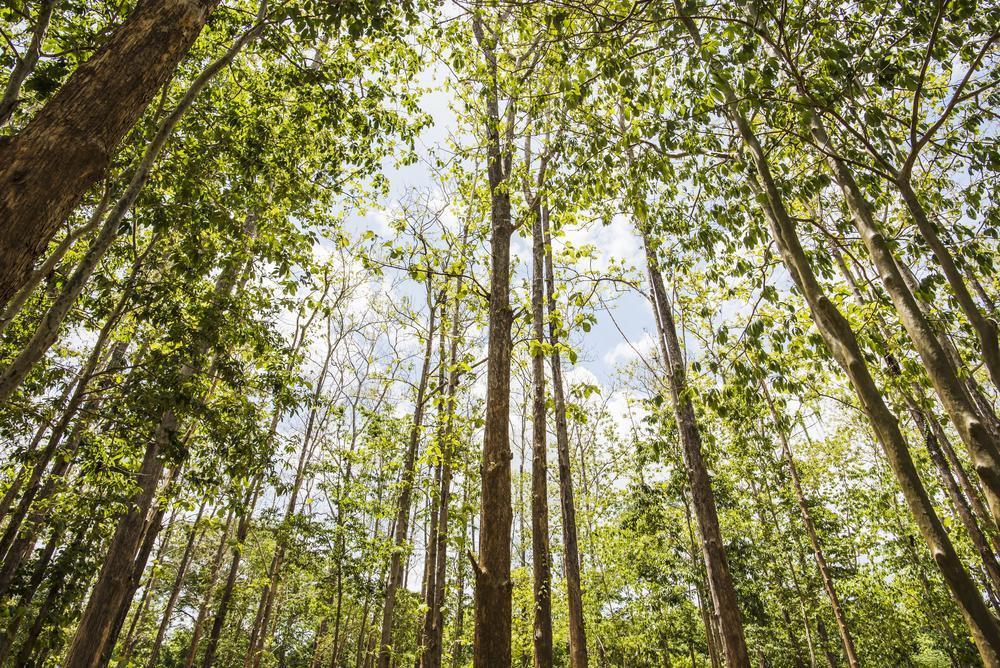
1,0,1000,666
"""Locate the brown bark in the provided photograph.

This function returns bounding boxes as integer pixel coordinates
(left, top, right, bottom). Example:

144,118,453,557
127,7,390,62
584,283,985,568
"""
760,382,859,668
471,11,515,666
0,15,264,407
541,201,589,668
183,505,237,668
145,501,210,668
377,290,437,668
0,183,109,337
643,232,750,667
529,196,554,668
674,6,1000,660
201,480,263,668
0,0,220,306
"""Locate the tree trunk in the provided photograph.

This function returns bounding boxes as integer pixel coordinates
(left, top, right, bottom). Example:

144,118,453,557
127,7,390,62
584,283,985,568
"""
201,480,262,668
146,501,210,668
377,290,437,668
642,231,750,667
673,5,1000,660
0,16,264,406
760,382,859,667
896,176,1000,391
0,0,57,127
471,13,515,666
0,0,220,306
806,112,1000,529
183,505,237,668
422,277,464,668
0,184,109,337
541,200,589,668
529,196,554,668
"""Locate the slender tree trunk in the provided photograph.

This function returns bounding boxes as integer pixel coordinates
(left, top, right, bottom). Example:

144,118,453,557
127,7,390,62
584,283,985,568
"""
183,505,236,668
145,501,210,667
422,276,464,668
201,480,262,668
528,196,554,668
541,201,589,668
760,382,859,667
0,0,222,306
674,5,1000,660
640,225,749,666
0,0,57,126
65,239,245,666
805,111,1000,528
452,486,471,668
377,290,437,668
101,492,173,666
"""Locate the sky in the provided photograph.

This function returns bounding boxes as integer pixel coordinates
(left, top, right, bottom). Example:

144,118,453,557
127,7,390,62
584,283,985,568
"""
343,60,660,392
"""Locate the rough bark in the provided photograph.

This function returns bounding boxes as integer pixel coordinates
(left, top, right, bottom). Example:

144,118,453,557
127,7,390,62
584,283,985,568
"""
643,231,750,667
377,291,437,668
0,184,109,337
529,196,554,668
0,16,264,406
0,0,220,306
471,11,515,665
541,201,589,668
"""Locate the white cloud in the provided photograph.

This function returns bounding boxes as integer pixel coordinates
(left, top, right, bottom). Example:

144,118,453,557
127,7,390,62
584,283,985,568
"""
603,331,655,367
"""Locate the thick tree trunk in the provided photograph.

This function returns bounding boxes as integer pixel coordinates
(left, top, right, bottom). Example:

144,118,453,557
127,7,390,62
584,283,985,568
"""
760,382,859,668
0,17,263,407
0,185,108,337
541,201,589,668
529,198,554,668
896,177,1000,391
807,113,1000,529
471,13,515,665
0,0,220,306
377,291,437,668
674,6,1000,660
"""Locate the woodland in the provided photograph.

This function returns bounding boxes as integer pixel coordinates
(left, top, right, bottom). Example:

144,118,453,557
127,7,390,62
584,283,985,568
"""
0,0,999,666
